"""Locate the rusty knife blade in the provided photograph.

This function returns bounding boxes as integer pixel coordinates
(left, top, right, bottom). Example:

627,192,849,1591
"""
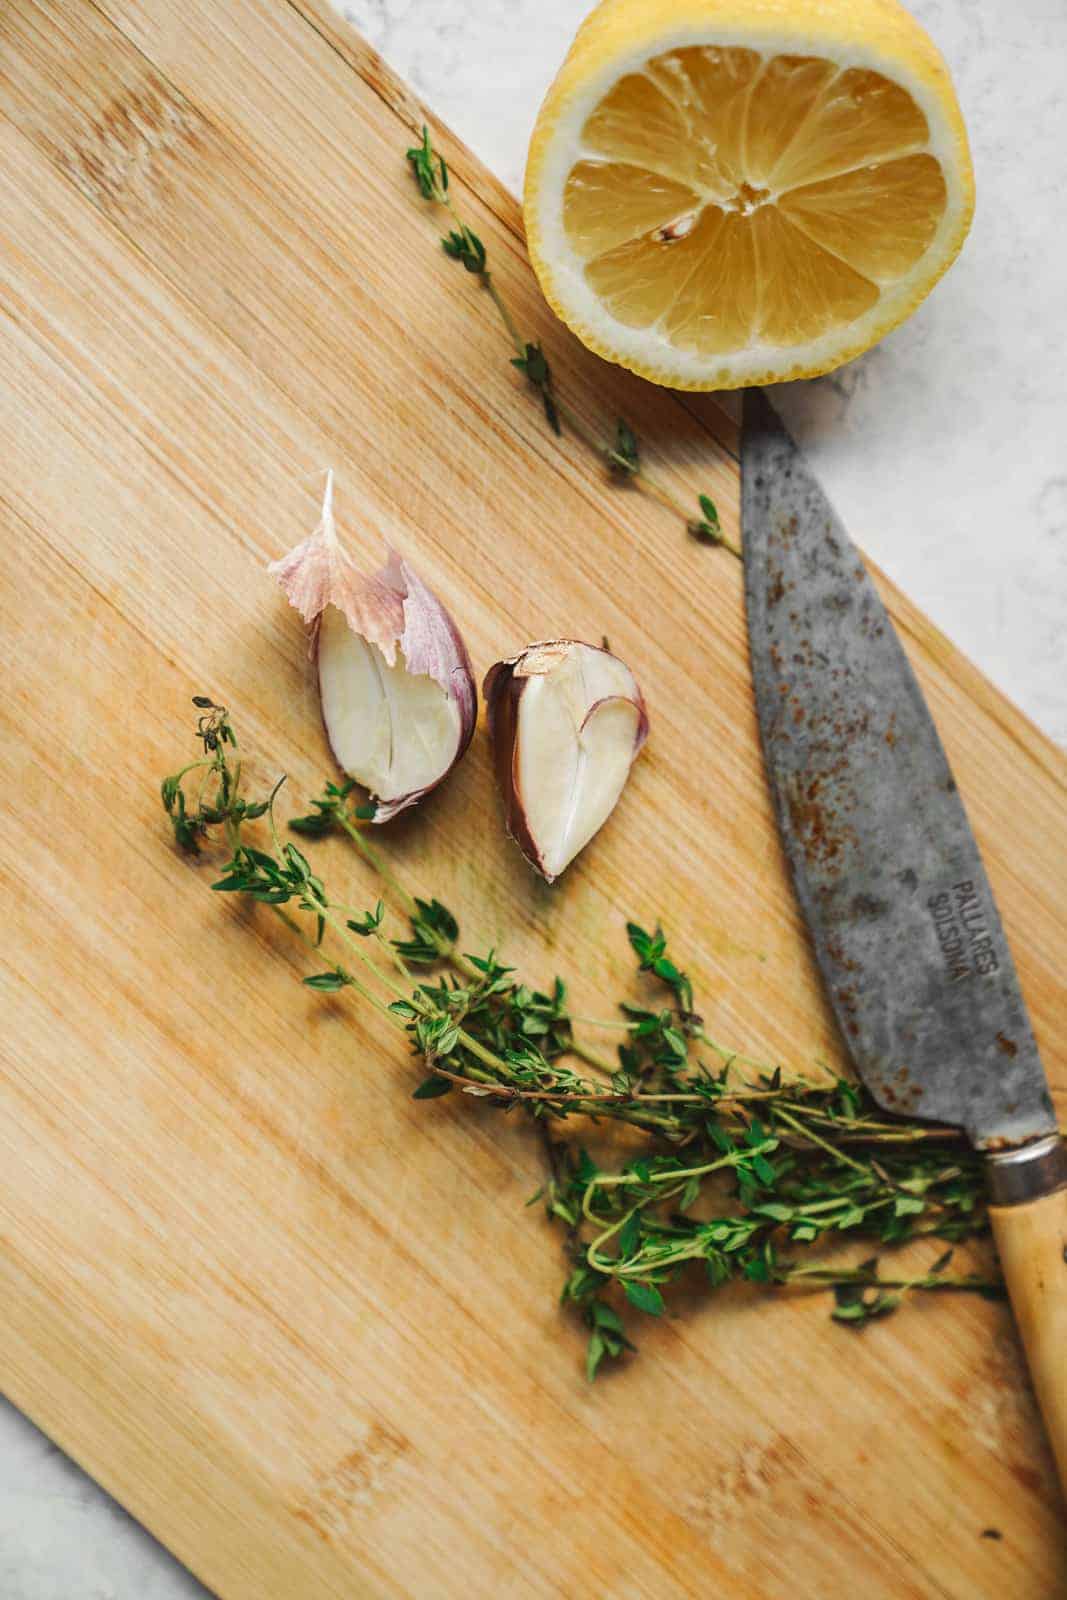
741,388,1055,1149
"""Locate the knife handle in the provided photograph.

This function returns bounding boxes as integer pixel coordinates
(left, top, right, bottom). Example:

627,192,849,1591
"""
987,1135,1067,1497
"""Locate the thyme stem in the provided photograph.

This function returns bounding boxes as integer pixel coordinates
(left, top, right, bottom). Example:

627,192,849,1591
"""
404,126,739,559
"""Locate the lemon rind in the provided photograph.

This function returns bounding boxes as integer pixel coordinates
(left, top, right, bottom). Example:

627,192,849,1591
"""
525,21,975,391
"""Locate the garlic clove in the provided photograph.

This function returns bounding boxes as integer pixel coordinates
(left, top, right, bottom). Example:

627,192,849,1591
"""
485,640,648,881
317,609,467,821
270,473,476,820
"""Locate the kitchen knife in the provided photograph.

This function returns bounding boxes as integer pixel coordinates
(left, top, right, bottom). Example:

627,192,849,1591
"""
741,387,1066,1491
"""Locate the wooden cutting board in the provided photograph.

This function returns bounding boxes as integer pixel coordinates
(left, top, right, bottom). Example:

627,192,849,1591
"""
1,2,1064,1595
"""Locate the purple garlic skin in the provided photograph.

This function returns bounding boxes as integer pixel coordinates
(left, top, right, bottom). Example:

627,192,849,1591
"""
269,473,476,820
485,639,648,882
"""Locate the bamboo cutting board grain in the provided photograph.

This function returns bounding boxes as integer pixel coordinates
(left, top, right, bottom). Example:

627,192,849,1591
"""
0,2,1064,1596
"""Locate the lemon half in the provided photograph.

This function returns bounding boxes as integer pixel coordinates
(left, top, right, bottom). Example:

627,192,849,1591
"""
524,0,974,390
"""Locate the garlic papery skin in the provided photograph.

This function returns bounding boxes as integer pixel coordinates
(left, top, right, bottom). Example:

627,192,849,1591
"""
484,640,648,882
269,473,476,821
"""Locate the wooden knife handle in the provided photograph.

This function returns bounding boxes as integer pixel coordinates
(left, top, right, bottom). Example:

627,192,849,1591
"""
988,1136,1067,1497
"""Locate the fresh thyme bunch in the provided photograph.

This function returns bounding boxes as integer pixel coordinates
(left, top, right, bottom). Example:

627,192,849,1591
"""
162,703,999,1379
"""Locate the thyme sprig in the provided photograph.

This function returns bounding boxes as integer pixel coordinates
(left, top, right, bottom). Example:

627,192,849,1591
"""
162,703,1000,1379
405,125,738,557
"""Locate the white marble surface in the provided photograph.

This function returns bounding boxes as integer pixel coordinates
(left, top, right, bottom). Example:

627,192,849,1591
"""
0,1403,209,1598
5,2,1064,1597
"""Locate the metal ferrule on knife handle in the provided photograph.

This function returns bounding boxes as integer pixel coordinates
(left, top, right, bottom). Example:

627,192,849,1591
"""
987,1133,1067,1206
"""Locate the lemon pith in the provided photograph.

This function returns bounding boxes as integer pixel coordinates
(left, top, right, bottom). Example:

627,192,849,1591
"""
524,0,974,390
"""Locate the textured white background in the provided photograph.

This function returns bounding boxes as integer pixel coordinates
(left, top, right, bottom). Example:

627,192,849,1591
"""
4,2,1064,1596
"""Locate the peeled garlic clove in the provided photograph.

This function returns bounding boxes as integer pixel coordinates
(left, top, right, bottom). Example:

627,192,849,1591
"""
269,473,476,820
485,640,648,882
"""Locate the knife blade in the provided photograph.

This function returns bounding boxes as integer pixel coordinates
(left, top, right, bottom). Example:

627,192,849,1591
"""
741,387,1066,1490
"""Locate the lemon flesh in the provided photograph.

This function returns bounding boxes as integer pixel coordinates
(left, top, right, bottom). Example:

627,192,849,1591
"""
525,0,974,389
